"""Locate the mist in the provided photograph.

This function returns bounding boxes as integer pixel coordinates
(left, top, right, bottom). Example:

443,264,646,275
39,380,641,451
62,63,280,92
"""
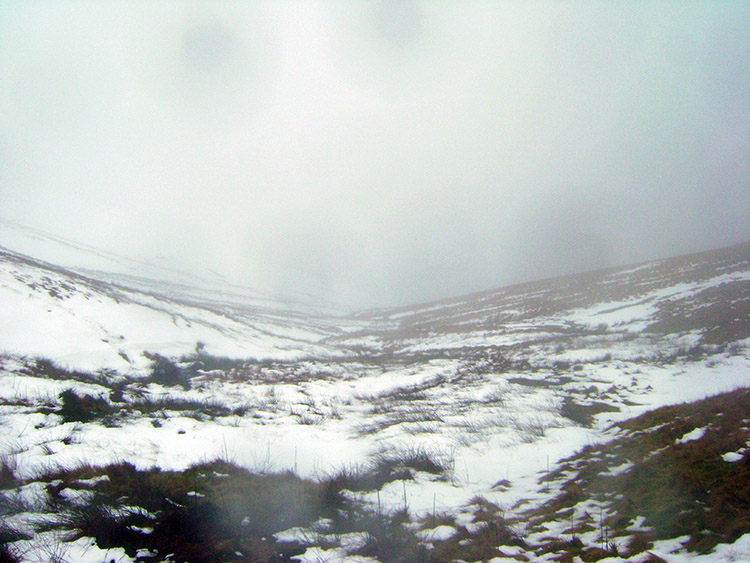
1,1,749,310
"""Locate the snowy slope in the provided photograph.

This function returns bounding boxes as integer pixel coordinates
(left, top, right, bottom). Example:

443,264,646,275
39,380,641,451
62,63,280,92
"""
0,247,351,372
0,217,342,315
0,241,749,562
342,241,750,352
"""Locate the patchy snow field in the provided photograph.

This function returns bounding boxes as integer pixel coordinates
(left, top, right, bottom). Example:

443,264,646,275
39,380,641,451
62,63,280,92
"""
1,242,749,561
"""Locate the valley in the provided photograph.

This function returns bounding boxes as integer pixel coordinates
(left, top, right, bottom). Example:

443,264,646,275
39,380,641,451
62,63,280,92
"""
0,242,749,562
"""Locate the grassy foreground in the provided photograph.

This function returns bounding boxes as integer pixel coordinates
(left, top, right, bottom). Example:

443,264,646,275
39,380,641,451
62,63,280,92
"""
2,388,750,562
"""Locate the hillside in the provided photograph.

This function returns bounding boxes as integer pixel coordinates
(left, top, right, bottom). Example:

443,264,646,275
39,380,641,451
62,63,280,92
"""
0,247,352,372
345,241,750,347
0,242,749,562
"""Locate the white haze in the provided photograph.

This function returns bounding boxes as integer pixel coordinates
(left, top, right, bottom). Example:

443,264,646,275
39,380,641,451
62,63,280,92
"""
1,1,749,309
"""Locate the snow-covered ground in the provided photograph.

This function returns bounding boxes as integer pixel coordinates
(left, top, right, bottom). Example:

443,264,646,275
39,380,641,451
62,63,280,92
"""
1,241,749,561
0,248,352,373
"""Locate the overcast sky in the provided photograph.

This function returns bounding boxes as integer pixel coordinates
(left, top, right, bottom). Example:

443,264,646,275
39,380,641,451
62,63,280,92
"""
1,1,749,310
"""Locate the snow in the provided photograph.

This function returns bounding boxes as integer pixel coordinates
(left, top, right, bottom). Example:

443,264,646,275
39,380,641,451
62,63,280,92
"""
626,516,653,532
562,271,750,333
722,451,744,462
566,298,659,331
11,534,134,563
1,242,750,561
677,426,709,443
292,547,378,563
416,525,458,541
400,329,556,352
2,334,749,559
0,254,344,374
603,461,635,476
645,533,750,562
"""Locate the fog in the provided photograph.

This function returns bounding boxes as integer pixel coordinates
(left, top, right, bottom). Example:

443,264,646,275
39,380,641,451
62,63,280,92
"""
1,2,749,310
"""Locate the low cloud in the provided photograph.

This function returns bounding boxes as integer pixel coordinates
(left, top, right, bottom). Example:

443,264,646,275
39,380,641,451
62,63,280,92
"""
1,2,749,309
